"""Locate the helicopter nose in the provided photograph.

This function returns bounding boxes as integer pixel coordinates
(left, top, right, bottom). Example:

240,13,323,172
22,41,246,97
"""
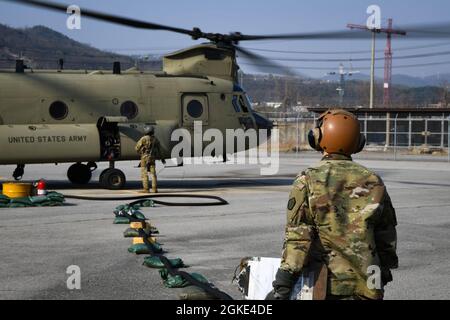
253,112,273,133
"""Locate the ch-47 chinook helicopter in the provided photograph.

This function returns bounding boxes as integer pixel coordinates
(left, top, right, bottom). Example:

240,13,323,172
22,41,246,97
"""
1,0,449,189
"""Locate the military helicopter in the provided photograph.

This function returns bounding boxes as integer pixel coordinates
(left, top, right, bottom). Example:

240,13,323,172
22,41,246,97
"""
1,0,449,189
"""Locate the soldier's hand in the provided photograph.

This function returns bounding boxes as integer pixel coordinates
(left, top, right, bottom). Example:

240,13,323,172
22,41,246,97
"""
268,269,296,300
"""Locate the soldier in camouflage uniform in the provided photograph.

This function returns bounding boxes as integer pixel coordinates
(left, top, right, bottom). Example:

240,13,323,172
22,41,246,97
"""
135,126,165,193
268,109,398,300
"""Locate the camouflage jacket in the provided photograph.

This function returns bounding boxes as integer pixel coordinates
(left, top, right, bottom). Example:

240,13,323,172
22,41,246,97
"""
135,135,162,160
280,154,398,299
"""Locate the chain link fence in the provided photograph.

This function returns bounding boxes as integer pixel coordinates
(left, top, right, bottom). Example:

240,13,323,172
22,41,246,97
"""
260,112,450,162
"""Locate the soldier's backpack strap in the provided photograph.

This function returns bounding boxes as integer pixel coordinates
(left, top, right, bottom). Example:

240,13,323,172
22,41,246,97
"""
312,262,328,300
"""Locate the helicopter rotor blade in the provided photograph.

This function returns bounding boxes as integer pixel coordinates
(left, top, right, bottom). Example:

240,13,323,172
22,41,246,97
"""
2,0,199,37
234,46,298,76
233,30,370,41
233,22,450,42
5,0,450,43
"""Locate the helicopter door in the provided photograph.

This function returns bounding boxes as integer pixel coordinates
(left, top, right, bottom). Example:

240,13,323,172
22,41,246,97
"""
182,94,209,127
97,117,126,161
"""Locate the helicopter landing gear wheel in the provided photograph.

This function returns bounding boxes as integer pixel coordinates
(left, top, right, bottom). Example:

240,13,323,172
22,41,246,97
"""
99,168,126,190
67,163,92,185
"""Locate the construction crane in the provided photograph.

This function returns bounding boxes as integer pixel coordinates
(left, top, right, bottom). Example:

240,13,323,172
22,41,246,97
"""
327,63,360,106
348,19,406,108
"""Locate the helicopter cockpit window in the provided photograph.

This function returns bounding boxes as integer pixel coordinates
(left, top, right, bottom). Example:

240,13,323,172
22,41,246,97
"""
49,101,68,120
238,95,249,113
120,101,138,120
232,96,241,113
244,94,254,111
187,100,204,118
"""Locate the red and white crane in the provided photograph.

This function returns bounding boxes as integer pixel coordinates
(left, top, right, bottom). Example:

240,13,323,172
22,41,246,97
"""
348,19,407,108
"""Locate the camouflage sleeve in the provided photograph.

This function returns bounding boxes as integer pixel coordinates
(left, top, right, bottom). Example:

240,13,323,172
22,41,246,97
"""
280,174,315,274
375,191,399,272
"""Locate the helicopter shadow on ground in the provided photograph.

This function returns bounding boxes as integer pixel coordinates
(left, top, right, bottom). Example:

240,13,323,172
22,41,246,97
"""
45,177,294,192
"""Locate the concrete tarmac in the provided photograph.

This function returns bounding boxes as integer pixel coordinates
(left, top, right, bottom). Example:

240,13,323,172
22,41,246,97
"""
0,153,449,300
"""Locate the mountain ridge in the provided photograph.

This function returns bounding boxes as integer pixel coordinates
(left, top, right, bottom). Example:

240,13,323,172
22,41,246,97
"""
0,24,160,70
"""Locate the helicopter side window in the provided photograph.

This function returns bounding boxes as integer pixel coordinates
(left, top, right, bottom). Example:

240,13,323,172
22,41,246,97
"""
120,101,139,120
49,101,69,120
186,100,204,118
232,96,241,113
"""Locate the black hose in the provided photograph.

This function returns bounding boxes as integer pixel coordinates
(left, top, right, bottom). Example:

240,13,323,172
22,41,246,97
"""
72,194,233,299
63,194,228,206
114,202,233,299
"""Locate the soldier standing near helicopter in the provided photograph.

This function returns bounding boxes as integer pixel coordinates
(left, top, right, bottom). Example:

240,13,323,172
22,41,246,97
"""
135,126,165,193
267,109,398,300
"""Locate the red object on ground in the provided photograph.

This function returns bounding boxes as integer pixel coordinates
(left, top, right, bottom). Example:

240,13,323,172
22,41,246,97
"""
37,179,47,196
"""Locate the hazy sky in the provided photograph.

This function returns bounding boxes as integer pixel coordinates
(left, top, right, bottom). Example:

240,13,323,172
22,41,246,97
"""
1,0,450,78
